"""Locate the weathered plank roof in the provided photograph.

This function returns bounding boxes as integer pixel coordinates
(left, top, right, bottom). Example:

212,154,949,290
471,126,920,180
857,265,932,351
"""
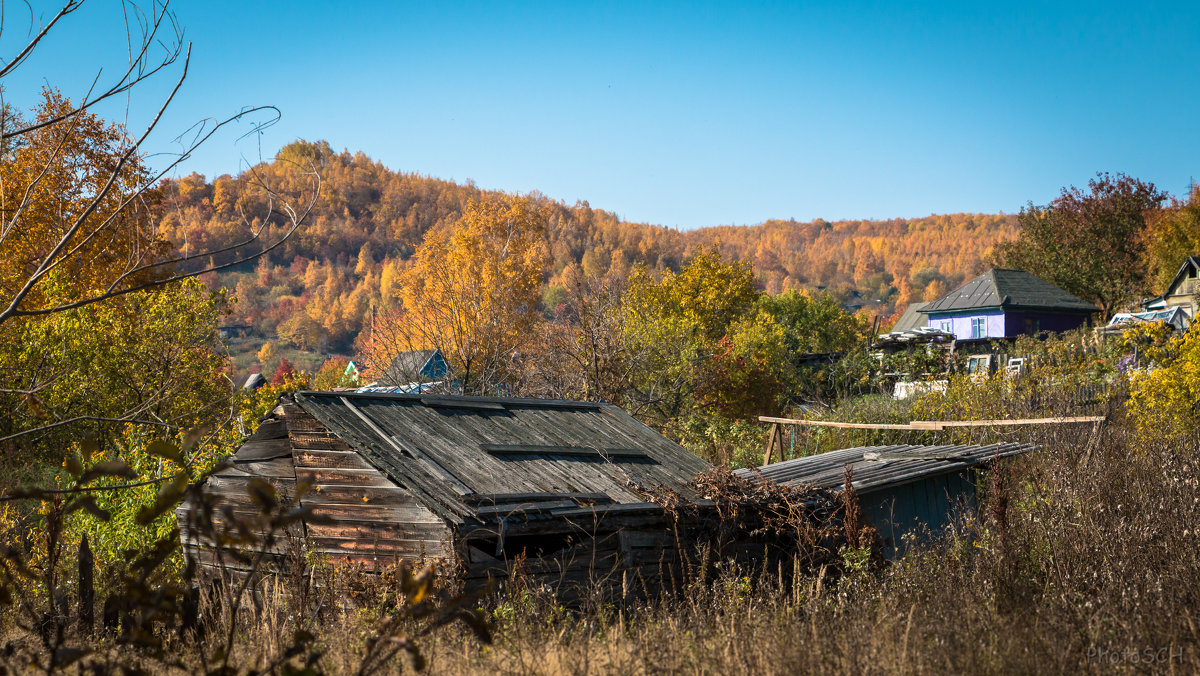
292,391,712,523
735,442,1037,494
919,269,1098,315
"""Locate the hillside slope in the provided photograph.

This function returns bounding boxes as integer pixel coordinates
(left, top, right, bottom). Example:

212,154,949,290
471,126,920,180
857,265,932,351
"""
157,141,1017,363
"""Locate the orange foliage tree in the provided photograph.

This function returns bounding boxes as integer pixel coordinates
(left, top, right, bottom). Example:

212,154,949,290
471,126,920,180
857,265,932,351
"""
363,195,550,393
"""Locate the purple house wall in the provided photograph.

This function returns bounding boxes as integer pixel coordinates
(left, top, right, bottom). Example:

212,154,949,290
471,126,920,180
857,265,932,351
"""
923,310,1091,341
925,312,1005,341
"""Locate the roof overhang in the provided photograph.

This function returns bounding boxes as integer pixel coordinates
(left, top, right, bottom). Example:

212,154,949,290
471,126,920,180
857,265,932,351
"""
920,305,1098,316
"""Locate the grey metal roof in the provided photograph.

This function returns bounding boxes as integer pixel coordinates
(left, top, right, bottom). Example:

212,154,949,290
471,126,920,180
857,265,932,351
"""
292,391,712,523
888,302,931,333
380,349,440,385
735,442,1037,495
918,269,1098,314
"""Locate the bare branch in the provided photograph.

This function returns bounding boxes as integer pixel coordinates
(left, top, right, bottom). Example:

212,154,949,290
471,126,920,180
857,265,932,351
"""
0,0,183,140
0,0,84,79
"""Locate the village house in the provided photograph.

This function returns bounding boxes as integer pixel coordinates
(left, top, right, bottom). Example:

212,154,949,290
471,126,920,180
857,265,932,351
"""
358,349,450,393
1143,256,1200,318
918,268,1099,343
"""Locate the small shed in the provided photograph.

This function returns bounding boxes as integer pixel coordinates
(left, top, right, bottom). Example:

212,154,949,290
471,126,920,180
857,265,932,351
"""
179,391,715,597
737,442,1037,557
888,302,932,334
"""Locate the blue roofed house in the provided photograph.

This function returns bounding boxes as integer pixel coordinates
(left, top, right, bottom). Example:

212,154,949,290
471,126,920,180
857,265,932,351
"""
357,349,451,393
918,269,1099,342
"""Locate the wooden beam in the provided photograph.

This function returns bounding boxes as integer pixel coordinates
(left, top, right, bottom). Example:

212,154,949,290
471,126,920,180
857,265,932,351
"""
909,416,1105,430
758,415,1106,431
759,416,917,431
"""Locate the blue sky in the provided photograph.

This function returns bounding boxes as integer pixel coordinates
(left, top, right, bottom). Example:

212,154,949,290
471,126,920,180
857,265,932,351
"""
3,1,1198,228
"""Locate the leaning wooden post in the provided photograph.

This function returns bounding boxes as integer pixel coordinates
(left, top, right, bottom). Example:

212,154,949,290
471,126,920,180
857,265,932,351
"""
764,423,781,466
78,534,94,635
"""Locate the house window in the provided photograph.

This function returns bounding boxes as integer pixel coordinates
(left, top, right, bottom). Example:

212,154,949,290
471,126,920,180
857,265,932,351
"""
971,317,986,339
940,320,952,334
1024,317,1040,335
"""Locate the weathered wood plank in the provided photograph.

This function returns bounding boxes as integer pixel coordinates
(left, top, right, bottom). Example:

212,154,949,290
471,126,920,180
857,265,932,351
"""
304,521,448,540
289,435,354,452
303,485,425,506
464,492,613,504
232,439,293,461
293,449,375,470
307,536,448,557
304,503,448,523
251,420,289,440
212,457,296,479
481,444,648,458
294,467,395,487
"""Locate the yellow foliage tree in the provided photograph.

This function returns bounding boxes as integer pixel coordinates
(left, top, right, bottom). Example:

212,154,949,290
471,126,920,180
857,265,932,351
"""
922,279,948,303
1127,326,1200,449
365,195,550,393
0,90,163,312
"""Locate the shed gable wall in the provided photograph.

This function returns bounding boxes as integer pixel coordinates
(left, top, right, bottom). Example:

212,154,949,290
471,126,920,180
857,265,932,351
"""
283,405,452,565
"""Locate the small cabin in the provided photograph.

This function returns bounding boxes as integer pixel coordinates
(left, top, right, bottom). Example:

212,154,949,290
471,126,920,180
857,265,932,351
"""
178,391,715,598
739,442,1037,557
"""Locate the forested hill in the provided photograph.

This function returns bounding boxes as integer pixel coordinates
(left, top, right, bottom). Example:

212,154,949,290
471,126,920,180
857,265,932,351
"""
157,140,1017,355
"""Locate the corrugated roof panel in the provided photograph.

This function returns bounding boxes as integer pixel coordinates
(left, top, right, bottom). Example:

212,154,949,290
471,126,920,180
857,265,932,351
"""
735,442,1037,494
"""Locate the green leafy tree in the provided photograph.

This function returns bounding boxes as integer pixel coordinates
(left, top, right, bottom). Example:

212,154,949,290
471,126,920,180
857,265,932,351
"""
0,277,230,464
623,248,760,427
760,290,871,355
696,308,790,419
995,172,1167,317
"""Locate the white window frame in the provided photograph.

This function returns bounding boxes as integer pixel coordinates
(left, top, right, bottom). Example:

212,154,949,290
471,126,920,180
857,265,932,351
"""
971,317,986,339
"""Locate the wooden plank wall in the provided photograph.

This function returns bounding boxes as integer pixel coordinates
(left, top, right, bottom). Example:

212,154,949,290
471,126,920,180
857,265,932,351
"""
862,469,977,558
178,418,304,577
284,404,452,567
455,512,694,602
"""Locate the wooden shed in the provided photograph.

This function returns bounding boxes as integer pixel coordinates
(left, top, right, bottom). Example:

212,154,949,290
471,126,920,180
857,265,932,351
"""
737,442,1037,557
179,391,715,597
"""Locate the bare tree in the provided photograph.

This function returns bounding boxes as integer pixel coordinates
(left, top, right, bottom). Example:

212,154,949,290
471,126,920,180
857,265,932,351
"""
0,0,320,327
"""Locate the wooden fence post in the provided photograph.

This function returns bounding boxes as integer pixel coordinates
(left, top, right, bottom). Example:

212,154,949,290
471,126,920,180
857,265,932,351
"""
78,534,94,635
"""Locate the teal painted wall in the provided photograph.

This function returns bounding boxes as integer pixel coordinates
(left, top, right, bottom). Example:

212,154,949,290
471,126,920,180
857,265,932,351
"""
861,470,978,558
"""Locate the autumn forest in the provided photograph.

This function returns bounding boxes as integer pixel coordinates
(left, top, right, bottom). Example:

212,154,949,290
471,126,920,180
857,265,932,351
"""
159,140,1017,359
